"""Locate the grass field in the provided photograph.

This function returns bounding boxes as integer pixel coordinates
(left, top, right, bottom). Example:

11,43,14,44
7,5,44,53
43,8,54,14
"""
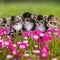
0,2,60,60
0,2,60,21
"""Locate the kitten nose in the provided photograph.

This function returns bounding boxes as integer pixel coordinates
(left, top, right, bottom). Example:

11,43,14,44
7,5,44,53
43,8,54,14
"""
39,23,41,25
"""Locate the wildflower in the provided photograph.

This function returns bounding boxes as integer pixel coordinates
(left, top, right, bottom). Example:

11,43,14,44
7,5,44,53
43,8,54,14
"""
23,31,30,37
13,44,17,48
32,35,39,41
16,51,23,57
24,53,30,57
40,52,49,58
52,58,58,60
6,55,13,59
41,46,48,52
33,50,40,53
17,40,28,49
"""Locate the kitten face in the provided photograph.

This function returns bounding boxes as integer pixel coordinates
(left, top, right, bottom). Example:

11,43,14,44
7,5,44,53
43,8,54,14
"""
22,12,35,31
47,20,58,28
10,16,23,31
13,22,23,31
47,15,58,29
35,15,46,32
10,16,20,25
0,18,8,28
23,18,34,31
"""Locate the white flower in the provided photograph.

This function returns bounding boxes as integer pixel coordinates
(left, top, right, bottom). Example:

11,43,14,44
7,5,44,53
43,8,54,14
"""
23,41,28,44
4,42,9,45
40,33,44,37
0,36,1,39
58,35,60,38
7,36,10,38
17,41,22,44
0,40,3,43
24,53,30,57
34,35,39,39
6,55,13,59
19,45,25,49
48,32,51,34
33,50,40,53
13,44,17,47
52,58,58,60
24,37,28,40
34,45,38,48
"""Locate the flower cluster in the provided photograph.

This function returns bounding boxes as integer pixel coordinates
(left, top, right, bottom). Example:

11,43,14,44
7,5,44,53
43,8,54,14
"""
0,27,60,60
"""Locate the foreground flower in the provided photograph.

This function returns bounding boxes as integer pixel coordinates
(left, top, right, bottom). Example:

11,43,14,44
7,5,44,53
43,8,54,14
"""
17,40,29,49
41,46,48,52
52,58,58,60
32,35,39,41
40,52,49,58
33,49,40,54
24,53,30,57
23,31,30,37
6,55,13,59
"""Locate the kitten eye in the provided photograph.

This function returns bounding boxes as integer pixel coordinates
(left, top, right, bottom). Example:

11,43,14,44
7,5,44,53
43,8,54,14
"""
36,21,38,23
26,20,29,21
1,25,5,26
7,25,9,26
41,21,43,23
50,22,52,24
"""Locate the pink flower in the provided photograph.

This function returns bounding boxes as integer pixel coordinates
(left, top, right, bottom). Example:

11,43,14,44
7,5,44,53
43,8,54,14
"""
32,35,39,41
10,49,16,55
8,41,15,50
32,29,42,36
0,27,9,35
43,33,53,41
16,51,23,57
41,46,48,52
23,31,30,37
17,40,29,50
47,28,54,34
40,52,49,58
7,36,14,41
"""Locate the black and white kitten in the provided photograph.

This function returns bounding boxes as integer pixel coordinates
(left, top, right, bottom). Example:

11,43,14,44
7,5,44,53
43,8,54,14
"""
22,12,36,31
10,16,23,37
0,17,8,28
35,15,46,32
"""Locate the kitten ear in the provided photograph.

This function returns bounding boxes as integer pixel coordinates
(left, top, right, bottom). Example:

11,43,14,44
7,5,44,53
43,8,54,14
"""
19,11,23,17
44,15,48,20
55,16,58,21
37,15,44,21
44,15,48,23
2,17,7,24
31,13,37,20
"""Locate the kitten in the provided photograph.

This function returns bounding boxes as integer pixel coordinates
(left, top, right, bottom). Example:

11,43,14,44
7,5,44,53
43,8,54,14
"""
0,17,7,28
10,16,23,37
35,15,46,32
46,15,58,29
22,12,36,31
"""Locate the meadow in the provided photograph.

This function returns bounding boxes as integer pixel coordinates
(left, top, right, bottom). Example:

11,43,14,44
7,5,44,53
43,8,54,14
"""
0,2,60,20
0,2,60,60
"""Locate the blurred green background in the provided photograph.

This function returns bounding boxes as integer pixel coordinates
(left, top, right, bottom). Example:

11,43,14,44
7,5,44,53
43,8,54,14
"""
0,0,60,21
